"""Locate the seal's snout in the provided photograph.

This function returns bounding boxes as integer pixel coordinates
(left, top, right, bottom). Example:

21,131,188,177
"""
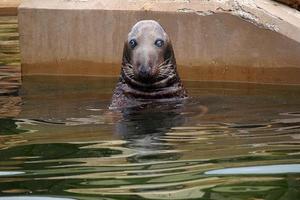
139,65,149,77
138,64,152,81
134,51,156,82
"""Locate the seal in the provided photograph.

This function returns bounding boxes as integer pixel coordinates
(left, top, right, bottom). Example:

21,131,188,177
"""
110,20,187,109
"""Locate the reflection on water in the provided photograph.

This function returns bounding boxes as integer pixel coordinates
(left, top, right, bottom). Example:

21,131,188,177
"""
0,197,75,200
0,76,300,199
0,16,21,96
205,164,300,175
0,96,21,118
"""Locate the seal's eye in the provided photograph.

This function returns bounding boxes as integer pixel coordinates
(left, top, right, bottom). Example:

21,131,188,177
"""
154,39,164,48
129,39,137,49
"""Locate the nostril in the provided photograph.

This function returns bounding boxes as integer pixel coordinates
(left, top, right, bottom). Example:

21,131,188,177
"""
140,66,146,73
139,65,150,79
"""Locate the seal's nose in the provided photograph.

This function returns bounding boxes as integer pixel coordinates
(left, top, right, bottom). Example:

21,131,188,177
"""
138,65,151,81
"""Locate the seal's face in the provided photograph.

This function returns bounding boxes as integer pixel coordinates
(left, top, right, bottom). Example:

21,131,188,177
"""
122,20,177,87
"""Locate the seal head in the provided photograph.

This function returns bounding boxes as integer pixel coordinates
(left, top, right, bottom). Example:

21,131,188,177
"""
110,20,187,109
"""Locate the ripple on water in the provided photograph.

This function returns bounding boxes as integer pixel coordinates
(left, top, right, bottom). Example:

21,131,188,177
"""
1,77,300,199
0,171,24,176
0,197,75,200
205,164,300,175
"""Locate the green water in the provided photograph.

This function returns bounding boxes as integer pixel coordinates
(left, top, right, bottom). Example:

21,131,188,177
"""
0,76,300,200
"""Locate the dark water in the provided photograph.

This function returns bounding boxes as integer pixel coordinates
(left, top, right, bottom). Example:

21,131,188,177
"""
0,76,300,200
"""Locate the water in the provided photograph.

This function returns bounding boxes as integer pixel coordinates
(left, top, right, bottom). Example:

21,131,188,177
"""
0,75,300,200
0,16,20,95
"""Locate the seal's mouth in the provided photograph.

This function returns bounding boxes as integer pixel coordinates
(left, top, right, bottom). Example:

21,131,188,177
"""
121,58,177,90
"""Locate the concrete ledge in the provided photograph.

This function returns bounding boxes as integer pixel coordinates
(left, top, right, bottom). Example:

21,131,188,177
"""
18,0,300,84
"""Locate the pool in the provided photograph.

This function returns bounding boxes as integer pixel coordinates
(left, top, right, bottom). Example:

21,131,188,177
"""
0,75,300,199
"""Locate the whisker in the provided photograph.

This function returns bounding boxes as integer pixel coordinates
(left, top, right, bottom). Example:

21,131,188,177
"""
158,58,170,68
159,63,173,70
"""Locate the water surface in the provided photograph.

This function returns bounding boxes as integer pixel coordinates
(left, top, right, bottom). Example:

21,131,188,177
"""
0,16,20,95
0,76,300,200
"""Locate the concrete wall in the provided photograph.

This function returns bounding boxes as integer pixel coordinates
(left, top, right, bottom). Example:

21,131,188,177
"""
18,0,300,84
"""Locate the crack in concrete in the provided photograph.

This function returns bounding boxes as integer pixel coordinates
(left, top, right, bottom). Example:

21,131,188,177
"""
231,0,259,23
231,0,280,32
177,8,216,16
177,0,280,32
